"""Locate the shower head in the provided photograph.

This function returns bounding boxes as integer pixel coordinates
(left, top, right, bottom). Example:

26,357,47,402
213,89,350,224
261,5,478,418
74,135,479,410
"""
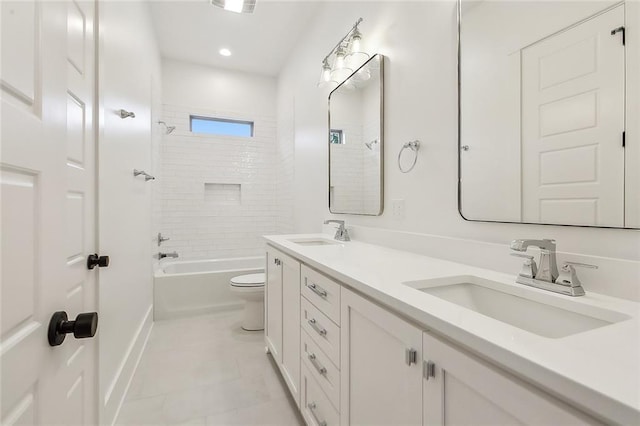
157,121,176,135
365,139,379,150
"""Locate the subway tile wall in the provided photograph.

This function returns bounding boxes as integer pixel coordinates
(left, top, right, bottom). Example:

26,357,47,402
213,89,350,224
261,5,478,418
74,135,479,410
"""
156,104,283,260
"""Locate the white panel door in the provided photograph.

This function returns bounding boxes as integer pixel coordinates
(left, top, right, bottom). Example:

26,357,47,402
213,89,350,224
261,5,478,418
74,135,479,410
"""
340,287,423,426
423,333,598,425
1,1,98,424
521,5,625,226
280,254,301,407
265,247,283,361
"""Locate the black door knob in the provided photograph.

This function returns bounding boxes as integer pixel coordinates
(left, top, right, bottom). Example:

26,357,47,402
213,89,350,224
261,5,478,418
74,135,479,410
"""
48,311,98,346
87,254,109,270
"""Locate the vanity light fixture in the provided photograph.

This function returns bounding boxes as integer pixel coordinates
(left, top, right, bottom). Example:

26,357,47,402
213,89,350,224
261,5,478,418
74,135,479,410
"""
219,48,232,57
318,18,369,87
210,0,256,14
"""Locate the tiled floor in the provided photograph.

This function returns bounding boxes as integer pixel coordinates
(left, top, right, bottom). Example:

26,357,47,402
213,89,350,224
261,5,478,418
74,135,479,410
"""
116,311,303,426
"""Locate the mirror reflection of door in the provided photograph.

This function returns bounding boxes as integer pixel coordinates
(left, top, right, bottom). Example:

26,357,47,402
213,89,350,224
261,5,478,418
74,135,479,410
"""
460,1,634,228
521,5,625,226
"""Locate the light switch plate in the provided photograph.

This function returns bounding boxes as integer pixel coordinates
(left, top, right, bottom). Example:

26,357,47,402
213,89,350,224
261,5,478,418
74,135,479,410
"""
392,199,405,220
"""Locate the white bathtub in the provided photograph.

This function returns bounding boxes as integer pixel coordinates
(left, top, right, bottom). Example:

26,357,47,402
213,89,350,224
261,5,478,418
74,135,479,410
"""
153,257,264,320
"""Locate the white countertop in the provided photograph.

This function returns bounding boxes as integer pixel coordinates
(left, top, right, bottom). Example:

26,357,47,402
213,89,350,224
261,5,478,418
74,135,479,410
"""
265,234,640,425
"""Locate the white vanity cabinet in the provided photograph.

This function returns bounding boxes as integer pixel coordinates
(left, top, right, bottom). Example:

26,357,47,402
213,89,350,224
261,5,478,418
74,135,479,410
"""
340,287,423,426
265,246,301,406
265,242,609,426
422,333,599,426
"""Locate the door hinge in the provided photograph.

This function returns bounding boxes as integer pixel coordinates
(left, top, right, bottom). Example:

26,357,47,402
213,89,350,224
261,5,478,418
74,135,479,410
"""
622,131,626,148
611,26,625,45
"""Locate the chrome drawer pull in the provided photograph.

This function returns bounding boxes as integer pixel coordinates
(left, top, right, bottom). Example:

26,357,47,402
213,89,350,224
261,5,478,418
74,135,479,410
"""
308,318,327,336
308,402,327,426
308,353,327,376
307,282,328,298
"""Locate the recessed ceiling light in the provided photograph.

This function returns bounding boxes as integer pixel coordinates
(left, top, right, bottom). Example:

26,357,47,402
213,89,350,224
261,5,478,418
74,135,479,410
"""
219,48,232,57
210,0,256,14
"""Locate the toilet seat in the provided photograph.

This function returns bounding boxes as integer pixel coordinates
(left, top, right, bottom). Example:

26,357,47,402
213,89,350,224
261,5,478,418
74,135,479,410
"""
230,273,265,288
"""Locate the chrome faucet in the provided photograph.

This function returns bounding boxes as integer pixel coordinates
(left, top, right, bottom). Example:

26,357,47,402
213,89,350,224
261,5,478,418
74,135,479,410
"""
510,239,558,282
158,251,179,259
324,220,350,242
510,239,597,297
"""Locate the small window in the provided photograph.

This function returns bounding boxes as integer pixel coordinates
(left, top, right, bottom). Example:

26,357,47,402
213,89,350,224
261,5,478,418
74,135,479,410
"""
190,115,254,137
330,129,344,144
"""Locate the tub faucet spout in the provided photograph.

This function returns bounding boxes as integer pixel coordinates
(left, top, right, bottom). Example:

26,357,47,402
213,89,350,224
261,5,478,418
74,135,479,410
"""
159,251,179,259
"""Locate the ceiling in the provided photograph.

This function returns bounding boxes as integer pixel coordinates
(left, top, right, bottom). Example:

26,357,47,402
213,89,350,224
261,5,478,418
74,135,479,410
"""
149,1,322,76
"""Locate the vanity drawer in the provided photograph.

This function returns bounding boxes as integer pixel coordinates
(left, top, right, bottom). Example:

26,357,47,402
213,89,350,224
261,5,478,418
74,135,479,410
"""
301,297,340,367
301,363,340,426
301,265,341,325
301,329,340,411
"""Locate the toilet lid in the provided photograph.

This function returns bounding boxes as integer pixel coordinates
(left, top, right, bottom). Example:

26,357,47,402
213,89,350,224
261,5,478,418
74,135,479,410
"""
230,273,265,287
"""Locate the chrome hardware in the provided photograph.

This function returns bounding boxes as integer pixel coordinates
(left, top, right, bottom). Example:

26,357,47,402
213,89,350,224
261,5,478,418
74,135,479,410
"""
405,348,417,366
307,282,328,298
133,169,155,181
424,360,436,380
398,140,421,173
158,251,179,259
307,402,327,426
308,318,327,337
510,239,589,297
308,353,327,376
510,239,558,282
119,109,136,119
460,145,470,151
553,262,598,296
324,219,350,241
157,233,170,246
510,253,537,279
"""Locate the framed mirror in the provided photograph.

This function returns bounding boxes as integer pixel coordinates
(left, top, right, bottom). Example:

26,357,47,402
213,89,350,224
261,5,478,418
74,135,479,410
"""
329,54,384,215
459,1,639,229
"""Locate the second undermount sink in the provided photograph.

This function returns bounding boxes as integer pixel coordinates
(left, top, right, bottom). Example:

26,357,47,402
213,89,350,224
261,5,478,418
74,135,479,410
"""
404,276,630,338
289,237,341,247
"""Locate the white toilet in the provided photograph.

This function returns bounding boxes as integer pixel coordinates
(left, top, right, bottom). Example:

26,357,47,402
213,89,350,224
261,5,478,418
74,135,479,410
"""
229,273,265,331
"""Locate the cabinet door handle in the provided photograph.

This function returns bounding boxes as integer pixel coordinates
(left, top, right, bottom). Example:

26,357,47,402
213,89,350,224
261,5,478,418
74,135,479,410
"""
307,282,328,298
308,318,327,337
308,353,327,376
424,360,436,380
405,348,417,366
307,402,328,426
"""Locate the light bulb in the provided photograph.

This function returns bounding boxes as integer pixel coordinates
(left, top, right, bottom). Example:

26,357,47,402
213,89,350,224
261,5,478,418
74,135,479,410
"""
219,48,232,57
335,45,346,69
351,28,362,53
322,59,331,82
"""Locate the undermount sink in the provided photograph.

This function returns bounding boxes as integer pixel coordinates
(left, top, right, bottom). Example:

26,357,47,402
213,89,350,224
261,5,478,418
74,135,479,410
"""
289,238,341,247
404,276,630,338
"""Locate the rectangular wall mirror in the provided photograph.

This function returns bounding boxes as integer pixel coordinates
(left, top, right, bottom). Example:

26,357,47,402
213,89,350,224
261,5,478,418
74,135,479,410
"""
459,1,639,229
329,54,384,216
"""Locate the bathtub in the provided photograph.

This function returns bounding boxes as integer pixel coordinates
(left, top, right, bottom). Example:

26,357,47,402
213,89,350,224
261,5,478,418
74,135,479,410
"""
154,257,264,320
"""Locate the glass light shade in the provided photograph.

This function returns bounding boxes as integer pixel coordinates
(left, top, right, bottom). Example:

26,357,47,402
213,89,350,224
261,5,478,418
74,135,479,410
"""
345,51,370,71
330,67,354,84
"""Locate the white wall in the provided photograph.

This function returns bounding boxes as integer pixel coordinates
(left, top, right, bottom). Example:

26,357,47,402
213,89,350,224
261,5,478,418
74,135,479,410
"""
277,1,640,300
98,2,162,424
157,60,280,260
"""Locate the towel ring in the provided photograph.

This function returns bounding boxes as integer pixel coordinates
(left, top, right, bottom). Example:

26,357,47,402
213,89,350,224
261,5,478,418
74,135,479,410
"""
398,140,420,173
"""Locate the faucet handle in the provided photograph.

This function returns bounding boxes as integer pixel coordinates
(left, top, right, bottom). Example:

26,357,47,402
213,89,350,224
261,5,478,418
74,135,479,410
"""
556,262,597,289
562,261,598,270
510,253,537,279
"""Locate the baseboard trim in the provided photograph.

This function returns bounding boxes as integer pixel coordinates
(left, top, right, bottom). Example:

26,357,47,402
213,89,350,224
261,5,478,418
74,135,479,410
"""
102,304,154,426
